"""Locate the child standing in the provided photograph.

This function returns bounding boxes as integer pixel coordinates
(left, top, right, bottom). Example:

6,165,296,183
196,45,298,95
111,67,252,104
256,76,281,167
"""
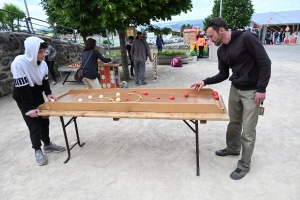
11,36,65,166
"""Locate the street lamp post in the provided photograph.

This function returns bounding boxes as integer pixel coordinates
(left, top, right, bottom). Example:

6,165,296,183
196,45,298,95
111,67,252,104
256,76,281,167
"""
73,29,77,43
220,0,223,17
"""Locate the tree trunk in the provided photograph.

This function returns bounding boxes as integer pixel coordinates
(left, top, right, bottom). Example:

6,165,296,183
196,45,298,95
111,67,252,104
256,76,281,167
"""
81,32,87,43
118,31,130,80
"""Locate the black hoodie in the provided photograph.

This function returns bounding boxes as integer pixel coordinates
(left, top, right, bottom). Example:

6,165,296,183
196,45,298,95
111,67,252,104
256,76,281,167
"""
203,31,271,93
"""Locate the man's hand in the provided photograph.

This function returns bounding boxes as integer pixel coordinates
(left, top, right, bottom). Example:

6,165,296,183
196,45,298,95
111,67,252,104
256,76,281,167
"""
190,81,205,91
255,92,266,105
27,109,39,118
47,94,57,102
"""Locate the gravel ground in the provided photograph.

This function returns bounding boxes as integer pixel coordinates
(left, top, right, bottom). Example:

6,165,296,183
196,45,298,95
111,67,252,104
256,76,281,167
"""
0,44,299,200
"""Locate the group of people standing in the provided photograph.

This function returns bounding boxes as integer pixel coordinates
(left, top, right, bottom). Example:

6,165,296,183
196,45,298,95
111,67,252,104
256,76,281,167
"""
10,16,271,182
265,29,286,45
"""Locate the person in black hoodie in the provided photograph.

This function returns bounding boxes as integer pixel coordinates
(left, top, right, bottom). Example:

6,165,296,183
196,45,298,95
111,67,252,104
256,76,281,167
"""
11,36,65,166
191,18,271,180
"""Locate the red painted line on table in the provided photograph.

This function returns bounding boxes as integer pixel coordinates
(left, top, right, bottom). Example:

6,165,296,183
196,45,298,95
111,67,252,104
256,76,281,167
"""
193,94,198,103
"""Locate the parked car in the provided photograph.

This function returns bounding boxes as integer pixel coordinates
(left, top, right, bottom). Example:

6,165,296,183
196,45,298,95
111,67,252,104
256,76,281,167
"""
173,38,178,43
146,38,154,45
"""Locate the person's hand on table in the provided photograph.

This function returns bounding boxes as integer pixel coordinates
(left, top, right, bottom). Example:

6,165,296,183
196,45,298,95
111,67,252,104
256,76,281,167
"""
47,94,57,102
110,58,114,63
255,92,265,105
27,109,40,118
190,81,205,91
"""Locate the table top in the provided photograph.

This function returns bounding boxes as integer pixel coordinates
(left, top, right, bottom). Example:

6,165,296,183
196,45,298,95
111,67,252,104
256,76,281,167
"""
38,88,229,121
58,63,120,71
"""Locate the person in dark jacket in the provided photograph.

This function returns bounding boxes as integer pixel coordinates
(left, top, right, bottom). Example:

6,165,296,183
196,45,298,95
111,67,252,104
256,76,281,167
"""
156,34,164,52
82,38,113,89
191,17,271,180
11,36,65,166
126,36,135,77
45,44,57,85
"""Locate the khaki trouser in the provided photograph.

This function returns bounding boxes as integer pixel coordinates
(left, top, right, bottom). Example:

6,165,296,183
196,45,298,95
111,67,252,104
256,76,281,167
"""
82,77,102,89
225,85,259,172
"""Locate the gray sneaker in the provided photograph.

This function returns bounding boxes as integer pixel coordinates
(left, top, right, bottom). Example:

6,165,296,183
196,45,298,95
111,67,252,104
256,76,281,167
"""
52,81,57,85
43,142,65,153
35,149,47,166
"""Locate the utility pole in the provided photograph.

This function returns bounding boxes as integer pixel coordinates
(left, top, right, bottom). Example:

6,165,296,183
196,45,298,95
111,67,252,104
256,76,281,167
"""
219,0,223,17
23,0,34,34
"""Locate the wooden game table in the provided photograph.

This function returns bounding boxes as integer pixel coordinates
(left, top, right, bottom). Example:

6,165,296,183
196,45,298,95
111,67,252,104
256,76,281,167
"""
57,63,120,85
38,88,229,176
57,65,79,85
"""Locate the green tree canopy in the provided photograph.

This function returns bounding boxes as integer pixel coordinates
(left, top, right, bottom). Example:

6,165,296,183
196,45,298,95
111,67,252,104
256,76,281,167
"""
207,0,254,30
41,0,192,39
1,3,25,31
203,15,212,31
146,25,173,35
40,0,193,79
180,23,193,36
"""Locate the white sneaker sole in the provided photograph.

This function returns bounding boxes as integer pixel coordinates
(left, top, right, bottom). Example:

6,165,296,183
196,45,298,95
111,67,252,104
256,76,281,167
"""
43,148,65,153
36,160,47,166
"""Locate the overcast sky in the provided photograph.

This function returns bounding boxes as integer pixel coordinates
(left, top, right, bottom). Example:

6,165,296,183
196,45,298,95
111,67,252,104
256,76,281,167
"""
1,0,300,22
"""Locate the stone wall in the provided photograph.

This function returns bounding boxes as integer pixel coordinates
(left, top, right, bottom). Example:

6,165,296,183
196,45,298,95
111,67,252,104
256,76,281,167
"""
0,32,105,97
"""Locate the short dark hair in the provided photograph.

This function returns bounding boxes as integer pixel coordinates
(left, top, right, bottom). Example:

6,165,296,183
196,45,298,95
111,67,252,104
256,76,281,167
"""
39,42,48,49
84,38,96,51
205,17,229,32
128,36,134,40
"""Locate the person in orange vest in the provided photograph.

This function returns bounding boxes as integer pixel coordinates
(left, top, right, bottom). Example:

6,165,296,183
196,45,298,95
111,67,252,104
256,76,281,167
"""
197,34,206,58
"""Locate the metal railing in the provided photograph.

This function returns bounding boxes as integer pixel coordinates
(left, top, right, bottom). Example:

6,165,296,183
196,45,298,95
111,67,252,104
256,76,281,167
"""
0,9,77,42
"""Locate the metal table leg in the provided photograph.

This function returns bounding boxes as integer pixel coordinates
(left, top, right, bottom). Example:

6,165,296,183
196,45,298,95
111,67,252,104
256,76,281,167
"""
183,120,200,176
60,116,85,163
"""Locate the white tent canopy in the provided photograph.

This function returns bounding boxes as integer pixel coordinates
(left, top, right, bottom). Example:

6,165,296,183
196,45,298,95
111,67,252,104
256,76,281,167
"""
251,10,300,26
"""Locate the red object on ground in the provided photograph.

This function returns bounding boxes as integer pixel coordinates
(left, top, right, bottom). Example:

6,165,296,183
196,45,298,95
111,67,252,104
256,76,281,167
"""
143,91,148,95
170,96,175,100
184,92,189,97
214,95,219,100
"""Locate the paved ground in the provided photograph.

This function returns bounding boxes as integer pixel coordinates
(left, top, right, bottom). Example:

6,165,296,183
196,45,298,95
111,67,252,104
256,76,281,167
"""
0,44,299,199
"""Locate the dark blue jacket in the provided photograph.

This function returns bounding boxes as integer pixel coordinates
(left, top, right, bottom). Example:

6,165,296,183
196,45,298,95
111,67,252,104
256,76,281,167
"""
82,49,111,79
156,37,164,47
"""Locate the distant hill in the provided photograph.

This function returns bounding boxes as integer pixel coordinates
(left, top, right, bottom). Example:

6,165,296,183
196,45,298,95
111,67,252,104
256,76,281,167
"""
139,19,204,31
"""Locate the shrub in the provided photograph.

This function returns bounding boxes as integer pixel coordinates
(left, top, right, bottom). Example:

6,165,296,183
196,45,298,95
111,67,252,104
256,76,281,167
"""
157,50,187,56
109,52,122,58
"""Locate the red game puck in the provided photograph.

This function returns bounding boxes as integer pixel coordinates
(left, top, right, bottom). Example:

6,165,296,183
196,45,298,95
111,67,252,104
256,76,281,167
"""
170,96,175,100
143,91,148,95
184,92,189,97
214,95,219,100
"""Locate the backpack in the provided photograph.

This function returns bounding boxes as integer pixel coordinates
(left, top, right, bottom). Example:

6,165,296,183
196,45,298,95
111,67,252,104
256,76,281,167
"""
170,56,182,67
274,32,278,38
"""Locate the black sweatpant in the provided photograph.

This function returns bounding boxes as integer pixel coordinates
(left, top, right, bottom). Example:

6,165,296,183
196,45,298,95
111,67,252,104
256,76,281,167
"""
16,95,50,150
199,46,204,58
46,60,56,81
